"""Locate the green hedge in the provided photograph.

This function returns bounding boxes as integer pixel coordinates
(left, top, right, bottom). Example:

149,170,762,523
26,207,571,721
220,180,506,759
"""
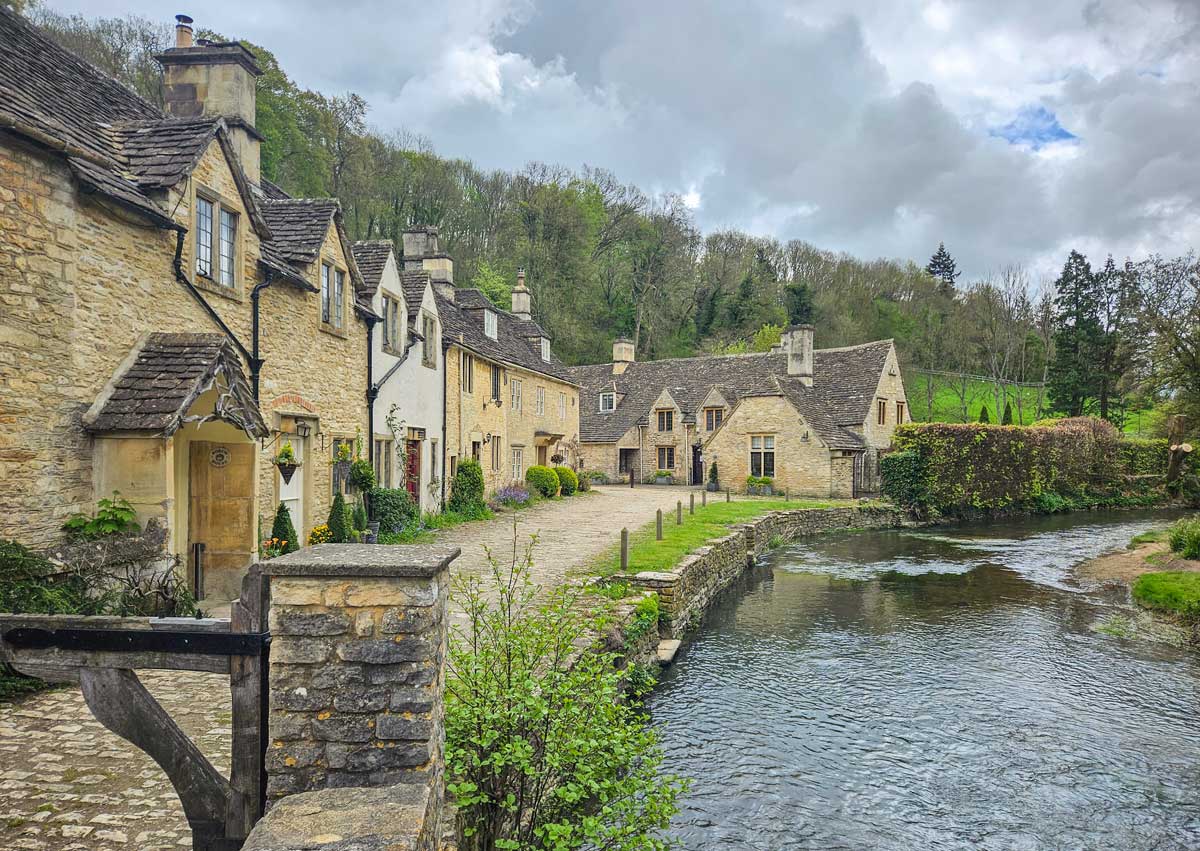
526,465,560,498
370,487,419,535
553,466,578,496
882,420,1194,516
449,458,486,514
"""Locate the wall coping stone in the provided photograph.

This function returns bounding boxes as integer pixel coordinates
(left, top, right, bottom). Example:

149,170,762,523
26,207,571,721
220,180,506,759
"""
261,544,461,578
244,784,433,851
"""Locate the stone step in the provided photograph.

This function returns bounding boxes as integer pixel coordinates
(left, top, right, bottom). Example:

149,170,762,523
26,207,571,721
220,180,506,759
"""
656,639,682,665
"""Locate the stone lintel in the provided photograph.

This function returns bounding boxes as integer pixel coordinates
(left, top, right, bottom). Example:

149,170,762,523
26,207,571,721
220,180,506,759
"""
261,544,460,579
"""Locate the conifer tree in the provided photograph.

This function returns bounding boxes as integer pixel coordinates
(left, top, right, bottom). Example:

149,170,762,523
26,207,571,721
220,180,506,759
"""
1047,250,1103,417
270,502,299,554
926,242,960,296
327,491,350,543
1002,400,1014,425
978,404,991,423
784,280,814,325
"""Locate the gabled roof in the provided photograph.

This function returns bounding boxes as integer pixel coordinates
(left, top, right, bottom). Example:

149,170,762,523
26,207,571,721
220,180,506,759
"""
400,271,431,321
260,199,340,264
84,332,267,438
435,288,576,385
569,340,894,446
351,240,394,296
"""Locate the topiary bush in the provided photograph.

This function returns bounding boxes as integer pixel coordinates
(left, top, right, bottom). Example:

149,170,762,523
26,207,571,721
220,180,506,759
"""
351,498,368,532
370,487,418,535
553,466,578,496
269,502,299,554
449,458,486,515
525,465,560,498
327,491,351,543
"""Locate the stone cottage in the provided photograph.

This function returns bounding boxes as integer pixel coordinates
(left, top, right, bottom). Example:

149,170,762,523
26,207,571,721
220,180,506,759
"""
419,253,580,495
0,12,373,600
569,326,908,497
353,234,445,516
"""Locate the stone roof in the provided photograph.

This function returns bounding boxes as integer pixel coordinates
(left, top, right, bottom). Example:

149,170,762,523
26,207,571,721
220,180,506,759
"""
84,332,267,438
400,271,431,321
568,340,894,447
351,241,393,296
435,288,576,385
260,199,340,264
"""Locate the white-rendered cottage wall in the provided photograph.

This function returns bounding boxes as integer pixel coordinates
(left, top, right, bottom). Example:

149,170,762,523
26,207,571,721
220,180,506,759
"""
371,254,445,514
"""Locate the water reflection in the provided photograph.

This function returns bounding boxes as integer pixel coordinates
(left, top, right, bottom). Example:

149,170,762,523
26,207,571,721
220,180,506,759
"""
648,511,1200,851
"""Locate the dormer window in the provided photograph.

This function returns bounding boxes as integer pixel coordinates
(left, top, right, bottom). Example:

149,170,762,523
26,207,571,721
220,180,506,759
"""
541,338,550,362
484,310,498,340
600,392,615,412
195,192,238,288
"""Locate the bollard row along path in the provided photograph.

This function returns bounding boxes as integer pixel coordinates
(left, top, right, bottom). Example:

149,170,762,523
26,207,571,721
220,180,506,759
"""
0,484,706,851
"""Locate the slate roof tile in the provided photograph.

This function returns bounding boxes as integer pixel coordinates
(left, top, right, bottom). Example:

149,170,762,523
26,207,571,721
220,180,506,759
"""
351,240,393,296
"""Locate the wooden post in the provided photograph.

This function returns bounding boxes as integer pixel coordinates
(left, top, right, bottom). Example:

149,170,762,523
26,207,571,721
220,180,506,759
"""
676,500,683,525
656,510,663,541
228,564,269,835
726,489,731,503
630,470,635,488
689,493,695,514
702,489,707,507
620,528,629,571
785,488,790,502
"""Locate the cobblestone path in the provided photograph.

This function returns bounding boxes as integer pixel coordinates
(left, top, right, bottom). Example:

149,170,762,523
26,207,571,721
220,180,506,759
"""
0,484,703,850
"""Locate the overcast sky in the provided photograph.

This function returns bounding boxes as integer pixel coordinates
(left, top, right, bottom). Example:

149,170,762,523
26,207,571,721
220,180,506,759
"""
49,0,1200,280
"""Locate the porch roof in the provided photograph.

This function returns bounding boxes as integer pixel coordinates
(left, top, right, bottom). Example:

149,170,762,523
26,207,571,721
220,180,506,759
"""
84,332,267,438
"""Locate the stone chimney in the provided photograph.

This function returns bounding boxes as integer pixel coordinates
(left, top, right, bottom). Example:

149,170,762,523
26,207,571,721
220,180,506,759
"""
782,324,814,386
511,268,531,321
612,338,635,375
402,226,454,293
157,15,263,183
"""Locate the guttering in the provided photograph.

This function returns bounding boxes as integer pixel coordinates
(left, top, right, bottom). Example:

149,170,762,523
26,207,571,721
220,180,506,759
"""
172,229,254,366
440,355,449,510
249,273,273,401
365,315,379,449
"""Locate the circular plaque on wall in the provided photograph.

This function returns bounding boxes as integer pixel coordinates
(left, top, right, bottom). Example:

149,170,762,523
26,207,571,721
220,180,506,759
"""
210,446,231,468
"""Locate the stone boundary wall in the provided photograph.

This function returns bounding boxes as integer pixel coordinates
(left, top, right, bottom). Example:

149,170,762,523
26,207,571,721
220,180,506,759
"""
623,506,914,637
244,543,460,851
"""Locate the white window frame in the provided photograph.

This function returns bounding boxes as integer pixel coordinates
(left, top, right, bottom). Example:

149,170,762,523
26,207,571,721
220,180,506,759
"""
422,314,437,368
750,434,776,478
511,446,523,482
382,293,402,350
536,386,545,416
558,392,566,420
484,310,498,340
600,392,615,412
461,352,474,394
511,379,523,413
541,338,550,362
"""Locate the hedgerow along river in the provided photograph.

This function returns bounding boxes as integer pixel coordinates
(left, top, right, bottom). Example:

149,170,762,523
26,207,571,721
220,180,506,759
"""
647,510,1200,850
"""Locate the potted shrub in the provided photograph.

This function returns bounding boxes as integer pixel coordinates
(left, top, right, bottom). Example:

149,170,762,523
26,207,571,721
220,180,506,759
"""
550,452,565,465
746,475,775,496
653,469,673,486
349,457,376,493
706,461,720,492
274,440,300,484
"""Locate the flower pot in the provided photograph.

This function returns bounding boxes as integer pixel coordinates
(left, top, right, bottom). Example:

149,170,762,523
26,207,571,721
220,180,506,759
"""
706,482,719,492
655,476,672,486
276,461,300,484
762,485,774,496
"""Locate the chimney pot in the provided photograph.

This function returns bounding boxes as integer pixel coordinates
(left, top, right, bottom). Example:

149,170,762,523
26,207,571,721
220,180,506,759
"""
174,14,194,48
511,269,531,320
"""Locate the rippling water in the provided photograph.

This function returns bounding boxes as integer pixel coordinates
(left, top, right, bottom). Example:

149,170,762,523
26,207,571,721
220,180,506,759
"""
647,511,1200,851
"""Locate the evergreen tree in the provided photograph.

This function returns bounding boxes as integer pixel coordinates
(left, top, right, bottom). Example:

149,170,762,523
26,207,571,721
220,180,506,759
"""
784,280,814,325
1047,250,1103,417
327,491,350,543
1002,401,1014,425
270,502,299,554
926,242,960,296
1091,255,1139,422
978,404,991,423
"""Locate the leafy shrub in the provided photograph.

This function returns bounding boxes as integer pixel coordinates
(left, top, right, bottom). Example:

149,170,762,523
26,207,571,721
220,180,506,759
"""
449,458,486,514
446,528,685,850
1132,571,1200,622
492,485,531,507
0,539,94,615
370,487,418,535
746,475,773,487
577,474,591,492
1032,491,1070,514
1168,517,1200,560
62,493,139,540
307,523,333,545
582,470,610,484
525,464,560,498
553,465,578,496
625,593,660,646
327,491,351,543
880,450,931,512
269,503,299,554
349,458,376,492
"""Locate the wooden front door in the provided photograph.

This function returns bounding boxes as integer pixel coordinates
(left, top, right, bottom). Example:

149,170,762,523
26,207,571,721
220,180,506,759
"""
537,445,548,466
405,440,422,501
692,445,703,485
188,441,255,602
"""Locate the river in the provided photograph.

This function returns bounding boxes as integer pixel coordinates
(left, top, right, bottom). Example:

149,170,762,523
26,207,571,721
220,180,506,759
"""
647,510,1200,850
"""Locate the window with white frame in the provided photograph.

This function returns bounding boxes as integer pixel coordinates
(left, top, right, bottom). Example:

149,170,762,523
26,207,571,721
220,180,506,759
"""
536,386,545,416
558,392,566,419
321,263,332,324
461,352,474,393
750,435,776,478
382,294,402,350
511,446,524,481
422,314,437,368
600,392,615,412
541,338,550,361
484,310,498,340
334,269,345,328
511,378,523,413
373,438,393,489
195,196,214,278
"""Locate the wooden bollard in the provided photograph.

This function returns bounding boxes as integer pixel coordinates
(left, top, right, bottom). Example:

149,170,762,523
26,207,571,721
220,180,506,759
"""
702,489,707,507
656,509,663,541
726,489,731,503
676,501,683,525
785,488,790,502
689,493,695,514
630,470,635,488
620,528,629,571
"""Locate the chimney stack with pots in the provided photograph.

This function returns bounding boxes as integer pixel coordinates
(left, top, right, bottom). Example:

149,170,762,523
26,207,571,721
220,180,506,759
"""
157,14,263,183
511,269,531,321
612,338,635,375
782,324,814,386
403,226,455,299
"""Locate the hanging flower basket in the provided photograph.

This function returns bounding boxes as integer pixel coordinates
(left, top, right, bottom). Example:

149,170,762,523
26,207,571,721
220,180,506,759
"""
276,460,300,484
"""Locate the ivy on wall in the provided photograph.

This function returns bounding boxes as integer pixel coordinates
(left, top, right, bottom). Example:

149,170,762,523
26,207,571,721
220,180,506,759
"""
881,419,1197,516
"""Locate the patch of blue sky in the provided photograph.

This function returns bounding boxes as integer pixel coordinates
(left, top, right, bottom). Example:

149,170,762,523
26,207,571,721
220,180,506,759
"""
990,105,1077,150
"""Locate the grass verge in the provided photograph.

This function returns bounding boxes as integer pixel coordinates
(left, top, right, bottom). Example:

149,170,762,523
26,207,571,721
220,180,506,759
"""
580,497,842,578
1132,571,1200,622
1128,528,1170,548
